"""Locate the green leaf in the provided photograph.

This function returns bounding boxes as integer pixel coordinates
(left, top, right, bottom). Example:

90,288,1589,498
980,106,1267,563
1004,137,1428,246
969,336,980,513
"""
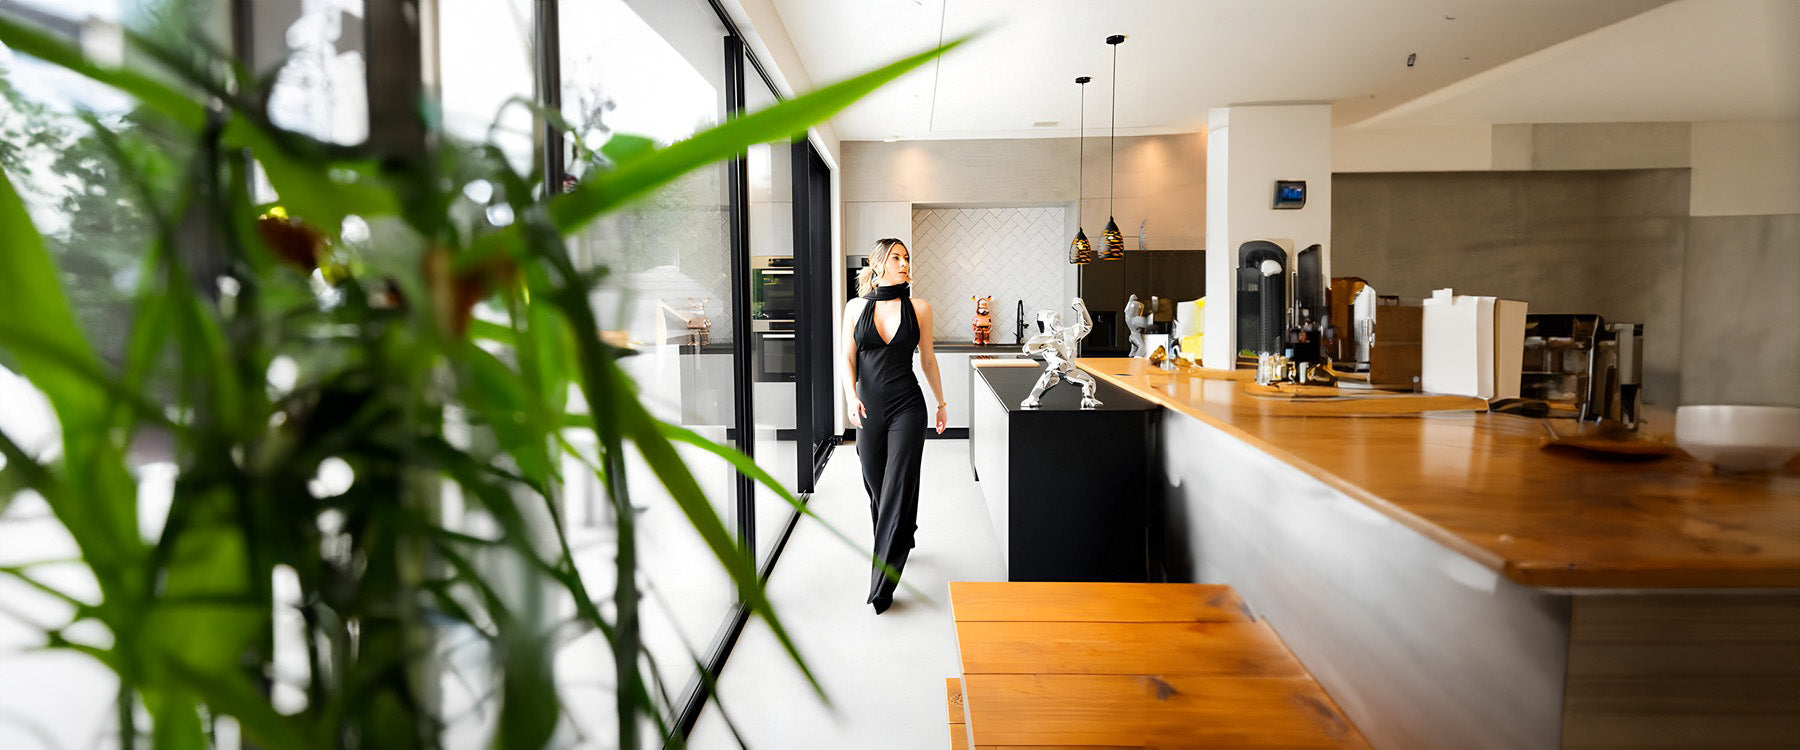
460,33,973,270
610,377,825,701
0,15,396,233
162,657,311,750
655,420,914,598
555,34,969,232
456,342,555,482
0,163,143,600
0,14,205,131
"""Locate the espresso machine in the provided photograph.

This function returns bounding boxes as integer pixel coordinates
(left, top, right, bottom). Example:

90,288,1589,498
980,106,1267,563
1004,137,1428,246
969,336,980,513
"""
1520,314,1643,426
1236,240,1330,384
1235,240,1287,360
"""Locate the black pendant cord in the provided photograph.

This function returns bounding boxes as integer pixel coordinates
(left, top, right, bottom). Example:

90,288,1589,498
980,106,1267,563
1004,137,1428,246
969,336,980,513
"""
1078,81,1085,207
1109,38,1117,216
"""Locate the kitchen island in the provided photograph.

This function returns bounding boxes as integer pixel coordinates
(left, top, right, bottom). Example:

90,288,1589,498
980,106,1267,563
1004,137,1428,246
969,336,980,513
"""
1075,358,1800,750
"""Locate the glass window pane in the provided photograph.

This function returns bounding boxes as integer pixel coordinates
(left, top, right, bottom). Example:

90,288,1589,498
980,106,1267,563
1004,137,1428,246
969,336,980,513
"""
743,64,799,567
0,7,218,747
438,0,534,172
260,0,370,145
557,0,735,734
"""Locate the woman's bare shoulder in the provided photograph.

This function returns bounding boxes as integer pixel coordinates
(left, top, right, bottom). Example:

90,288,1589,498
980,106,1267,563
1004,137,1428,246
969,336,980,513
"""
910,297,933,315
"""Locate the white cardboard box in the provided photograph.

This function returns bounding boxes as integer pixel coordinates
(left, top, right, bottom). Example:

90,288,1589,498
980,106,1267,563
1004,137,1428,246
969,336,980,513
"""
1422,289,1527,399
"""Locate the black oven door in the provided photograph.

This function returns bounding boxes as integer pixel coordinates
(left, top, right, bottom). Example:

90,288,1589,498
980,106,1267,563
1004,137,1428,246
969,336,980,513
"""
755,269,798,320
755,332,797,382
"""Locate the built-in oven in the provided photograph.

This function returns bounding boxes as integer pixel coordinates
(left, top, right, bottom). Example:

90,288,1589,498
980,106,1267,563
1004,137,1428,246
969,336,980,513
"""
753,319,797,382
845,255,868,301
752,256,798,321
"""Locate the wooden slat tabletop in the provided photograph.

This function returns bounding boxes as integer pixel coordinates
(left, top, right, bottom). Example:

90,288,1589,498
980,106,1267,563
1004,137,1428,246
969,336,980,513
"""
960,673,1369,748
950,582,1250,623
957,621,1308,678
950,582,1370,749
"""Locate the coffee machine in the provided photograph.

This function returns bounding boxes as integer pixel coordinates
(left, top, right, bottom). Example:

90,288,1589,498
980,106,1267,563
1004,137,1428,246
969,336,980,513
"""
1235,240,1287,360
1520,315,1643,426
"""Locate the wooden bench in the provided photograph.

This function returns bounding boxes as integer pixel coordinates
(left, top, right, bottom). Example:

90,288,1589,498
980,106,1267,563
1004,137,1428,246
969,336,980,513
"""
947,678,968,750
948,582,1369,749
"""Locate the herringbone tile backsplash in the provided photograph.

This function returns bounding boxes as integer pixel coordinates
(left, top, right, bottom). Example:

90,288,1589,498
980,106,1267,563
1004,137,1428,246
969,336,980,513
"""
912,207,1066,343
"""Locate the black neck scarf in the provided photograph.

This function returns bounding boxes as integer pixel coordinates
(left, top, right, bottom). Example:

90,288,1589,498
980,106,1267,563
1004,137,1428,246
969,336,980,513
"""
864,282,911,301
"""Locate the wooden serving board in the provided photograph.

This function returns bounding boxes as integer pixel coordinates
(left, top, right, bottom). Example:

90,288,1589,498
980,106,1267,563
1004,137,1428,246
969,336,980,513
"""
1243,382,1346,399
1240,382,1489,415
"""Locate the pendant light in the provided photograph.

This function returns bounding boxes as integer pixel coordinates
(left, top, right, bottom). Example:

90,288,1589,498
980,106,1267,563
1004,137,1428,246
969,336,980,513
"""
1069,76,1095,265
1099,34,1127,261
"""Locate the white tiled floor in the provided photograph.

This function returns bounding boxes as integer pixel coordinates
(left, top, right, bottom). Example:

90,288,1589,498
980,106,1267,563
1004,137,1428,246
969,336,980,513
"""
686,438,1004,750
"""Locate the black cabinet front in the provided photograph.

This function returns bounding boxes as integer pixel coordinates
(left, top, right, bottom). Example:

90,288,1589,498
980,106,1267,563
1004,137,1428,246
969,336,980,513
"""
970,364,1157,582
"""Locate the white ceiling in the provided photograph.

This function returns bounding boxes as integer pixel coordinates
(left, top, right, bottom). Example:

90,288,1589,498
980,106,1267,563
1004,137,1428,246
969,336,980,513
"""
767,0,1798,142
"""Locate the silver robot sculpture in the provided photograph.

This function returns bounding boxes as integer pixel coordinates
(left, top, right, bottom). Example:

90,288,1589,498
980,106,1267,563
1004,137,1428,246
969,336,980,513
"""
1124,293,1151,358
1021,297,1103,409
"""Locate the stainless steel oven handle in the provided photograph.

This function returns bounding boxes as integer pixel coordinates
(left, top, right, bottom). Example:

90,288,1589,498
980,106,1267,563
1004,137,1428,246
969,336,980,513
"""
760,333,795,339
757,269,795,275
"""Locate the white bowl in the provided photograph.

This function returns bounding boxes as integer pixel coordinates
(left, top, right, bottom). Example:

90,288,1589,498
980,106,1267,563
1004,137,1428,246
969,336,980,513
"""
1675,405,1800,473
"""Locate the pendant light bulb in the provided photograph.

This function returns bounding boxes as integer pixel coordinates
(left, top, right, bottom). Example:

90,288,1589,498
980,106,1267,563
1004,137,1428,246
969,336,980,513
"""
1099,34,1127,261
1069,76,1094,264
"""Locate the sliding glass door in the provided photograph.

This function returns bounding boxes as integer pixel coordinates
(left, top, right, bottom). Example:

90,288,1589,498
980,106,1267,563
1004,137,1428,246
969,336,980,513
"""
553,0,740,737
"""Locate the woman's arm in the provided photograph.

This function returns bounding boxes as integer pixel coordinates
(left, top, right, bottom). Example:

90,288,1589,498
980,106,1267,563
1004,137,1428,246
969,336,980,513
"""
914,299,948,434
841,298,866,427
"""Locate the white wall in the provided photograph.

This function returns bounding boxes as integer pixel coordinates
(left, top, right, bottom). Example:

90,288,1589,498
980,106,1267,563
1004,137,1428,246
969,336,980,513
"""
1335,119,1800,218
718,0,840,164
1203,105,1334,366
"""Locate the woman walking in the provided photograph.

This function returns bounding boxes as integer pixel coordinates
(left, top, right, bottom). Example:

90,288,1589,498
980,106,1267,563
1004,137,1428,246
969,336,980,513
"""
842,238,947,613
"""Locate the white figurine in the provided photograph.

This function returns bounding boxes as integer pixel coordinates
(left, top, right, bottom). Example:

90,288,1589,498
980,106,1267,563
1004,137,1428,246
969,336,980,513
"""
1021,297,1102,409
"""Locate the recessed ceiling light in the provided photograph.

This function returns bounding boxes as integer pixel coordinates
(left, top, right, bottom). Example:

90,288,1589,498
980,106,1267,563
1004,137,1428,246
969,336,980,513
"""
1032,121,1058,128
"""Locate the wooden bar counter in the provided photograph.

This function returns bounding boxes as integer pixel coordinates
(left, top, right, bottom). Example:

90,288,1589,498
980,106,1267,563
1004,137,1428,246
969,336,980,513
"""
1072,358,1800,749
1079,358,1800,590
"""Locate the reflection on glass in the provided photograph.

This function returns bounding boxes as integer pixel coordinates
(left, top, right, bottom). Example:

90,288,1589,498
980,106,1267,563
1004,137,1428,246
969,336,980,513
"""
265,0,369,145
438,0,534,171
744,62,799,567
555,0,736,734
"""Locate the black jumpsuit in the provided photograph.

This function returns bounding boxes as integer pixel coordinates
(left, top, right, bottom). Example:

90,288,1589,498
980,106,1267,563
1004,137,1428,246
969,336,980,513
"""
853,284,926,609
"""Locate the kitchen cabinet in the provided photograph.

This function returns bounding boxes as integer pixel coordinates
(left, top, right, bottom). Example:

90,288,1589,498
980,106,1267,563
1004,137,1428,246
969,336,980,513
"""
913,350,972,429
968,363,1157,582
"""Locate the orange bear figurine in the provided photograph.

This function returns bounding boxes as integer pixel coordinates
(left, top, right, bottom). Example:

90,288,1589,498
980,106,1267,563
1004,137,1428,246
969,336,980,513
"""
971,295,994,345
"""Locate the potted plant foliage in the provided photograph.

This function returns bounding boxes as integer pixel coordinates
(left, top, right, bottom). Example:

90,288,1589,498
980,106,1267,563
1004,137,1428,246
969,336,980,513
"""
0,5,958,748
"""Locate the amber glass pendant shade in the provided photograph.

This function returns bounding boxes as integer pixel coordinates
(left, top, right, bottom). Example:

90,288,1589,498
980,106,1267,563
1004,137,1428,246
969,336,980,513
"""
1070,228,1095,264
1100,217,1125,260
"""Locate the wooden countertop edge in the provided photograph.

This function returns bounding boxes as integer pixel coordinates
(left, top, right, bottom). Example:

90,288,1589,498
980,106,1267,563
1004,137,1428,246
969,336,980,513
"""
1077,363,1515,578
1076,360,1800,592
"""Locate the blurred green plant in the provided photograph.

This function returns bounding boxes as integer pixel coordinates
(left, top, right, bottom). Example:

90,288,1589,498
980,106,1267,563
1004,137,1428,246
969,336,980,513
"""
0,8,961,749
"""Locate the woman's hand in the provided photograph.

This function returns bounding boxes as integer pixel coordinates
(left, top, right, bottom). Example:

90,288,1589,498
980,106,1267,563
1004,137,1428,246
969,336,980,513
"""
848,396,867,427
934,403,948,434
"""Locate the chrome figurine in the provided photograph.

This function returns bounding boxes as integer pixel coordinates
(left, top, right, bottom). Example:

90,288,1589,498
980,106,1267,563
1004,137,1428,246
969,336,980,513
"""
1125,293,1154,357
1021,297,1102,409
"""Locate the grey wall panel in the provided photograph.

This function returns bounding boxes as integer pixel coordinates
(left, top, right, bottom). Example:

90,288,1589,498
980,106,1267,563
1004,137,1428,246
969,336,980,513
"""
1681,214,1800,406
1332,169,1691,409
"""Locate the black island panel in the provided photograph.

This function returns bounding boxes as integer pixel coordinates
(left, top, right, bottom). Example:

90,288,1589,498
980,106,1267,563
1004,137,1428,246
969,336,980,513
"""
970,363,1159,582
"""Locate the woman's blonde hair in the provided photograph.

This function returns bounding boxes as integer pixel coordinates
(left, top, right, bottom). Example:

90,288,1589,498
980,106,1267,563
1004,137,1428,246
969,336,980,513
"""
856,238,907,297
